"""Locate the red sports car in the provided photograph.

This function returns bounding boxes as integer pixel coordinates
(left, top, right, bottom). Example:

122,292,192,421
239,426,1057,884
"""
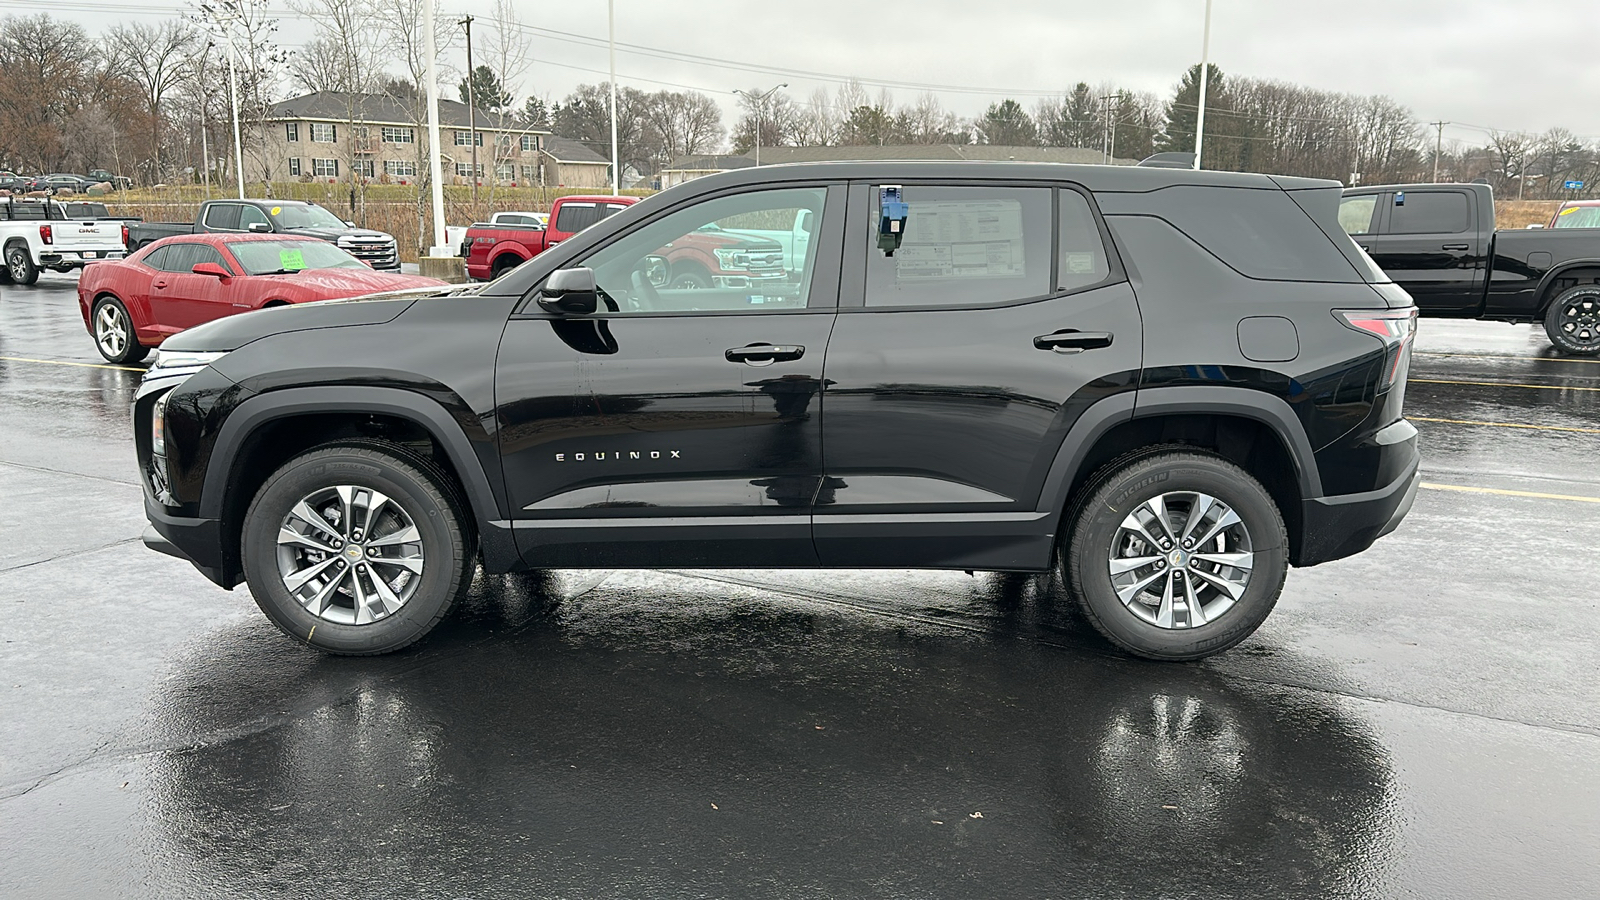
78,233,445,363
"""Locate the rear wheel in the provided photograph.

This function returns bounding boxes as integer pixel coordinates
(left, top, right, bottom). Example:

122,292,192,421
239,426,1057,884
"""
1543,285,1600,356
241,443,476,655
1063,450,1288,661
91,296,149,363
6,243,39,285
491,254,523,279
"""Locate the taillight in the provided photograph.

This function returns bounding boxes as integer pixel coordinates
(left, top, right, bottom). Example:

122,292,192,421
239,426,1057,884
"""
121,224,130,247
39,224,52,245
1335,307,1417,389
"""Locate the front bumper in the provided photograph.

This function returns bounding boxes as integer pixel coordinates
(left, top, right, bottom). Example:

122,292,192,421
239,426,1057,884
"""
1296,449,1420,567
144,495,236,588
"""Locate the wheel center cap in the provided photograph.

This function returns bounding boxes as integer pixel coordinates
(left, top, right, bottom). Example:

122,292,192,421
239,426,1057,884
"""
1169,550,1185,567
346,547,362,560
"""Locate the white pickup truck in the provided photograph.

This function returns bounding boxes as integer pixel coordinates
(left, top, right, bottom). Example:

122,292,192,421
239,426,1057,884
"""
0,197,127,285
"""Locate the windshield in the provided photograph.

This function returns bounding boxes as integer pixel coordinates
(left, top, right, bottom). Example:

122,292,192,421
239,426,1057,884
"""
229,240,368,275
267,204,349,230
1553,206,1600,228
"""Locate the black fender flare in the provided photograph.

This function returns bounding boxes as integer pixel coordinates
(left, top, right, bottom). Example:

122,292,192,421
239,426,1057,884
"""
1532,259,1600,313
1033,385,1323,518
199,384,504,528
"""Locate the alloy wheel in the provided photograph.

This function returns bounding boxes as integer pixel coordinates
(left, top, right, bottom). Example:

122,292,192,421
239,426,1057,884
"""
8,249,28,282
275,484,426,625
1556,296,1600,350
1107,490,1255,629
95,304,128,359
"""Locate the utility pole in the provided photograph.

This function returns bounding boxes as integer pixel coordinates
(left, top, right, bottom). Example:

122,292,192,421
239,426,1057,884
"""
1101,95,1112,165
608,0,619,195
733,84,787,166
460,14,478,202
1430,121,1448,182
196,44,212,199
1193,0,1213,170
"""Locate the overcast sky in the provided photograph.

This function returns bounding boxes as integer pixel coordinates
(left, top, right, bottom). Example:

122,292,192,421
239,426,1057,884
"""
49,0,1600,146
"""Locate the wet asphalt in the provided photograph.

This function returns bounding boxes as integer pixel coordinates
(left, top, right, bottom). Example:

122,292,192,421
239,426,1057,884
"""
2,274,1597,899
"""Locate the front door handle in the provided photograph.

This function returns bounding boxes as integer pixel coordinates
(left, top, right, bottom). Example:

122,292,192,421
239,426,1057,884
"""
725,343,804,366
1034,330,1113,354
152,279,169,288
1442,243,1470,251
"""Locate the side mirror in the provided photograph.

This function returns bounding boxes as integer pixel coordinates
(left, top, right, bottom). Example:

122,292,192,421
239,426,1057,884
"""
192,262,230,279
344,220,356,227
247,222,271,233
642,255,668,287
538,267,599,315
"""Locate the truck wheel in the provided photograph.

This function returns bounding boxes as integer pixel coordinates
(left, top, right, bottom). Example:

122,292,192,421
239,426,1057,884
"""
669,265,711,290
491,255,522,279
5,243,39,285
1543,285,1600,356
91,297,149,363
1063,450,1288,661
240,442,476,656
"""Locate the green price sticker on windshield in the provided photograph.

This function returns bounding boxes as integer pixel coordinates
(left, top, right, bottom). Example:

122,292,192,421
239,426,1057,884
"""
279,249,306,270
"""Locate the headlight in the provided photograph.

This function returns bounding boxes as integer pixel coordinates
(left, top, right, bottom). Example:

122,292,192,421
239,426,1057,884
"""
713,248,749,269
151,391,168,456
147,349,226,380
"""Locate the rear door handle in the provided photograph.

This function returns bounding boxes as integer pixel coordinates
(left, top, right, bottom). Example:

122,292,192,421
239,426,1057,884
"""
1442,243,1470,251
1033,330,1113,354
725,343,804,366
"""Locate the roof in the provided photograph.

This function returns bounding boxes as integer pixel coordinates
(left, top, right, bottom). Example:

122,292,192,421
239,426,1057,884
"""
746,145,1137,166
542,137,610,164
268,91,547,132
664,154,759,172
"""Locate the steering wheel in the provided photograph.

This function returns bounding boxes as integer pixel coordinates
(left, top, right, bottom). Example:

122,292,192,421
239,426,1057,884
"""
628,266,661,312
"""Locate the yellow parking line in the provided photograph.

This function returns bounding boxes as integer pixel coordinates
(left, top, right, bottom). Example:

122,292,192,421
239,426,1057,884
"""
1411,416,1600,435
0,355,144,373
1416,351,1600,365
1421,482,1600,504
1410,378,1600,392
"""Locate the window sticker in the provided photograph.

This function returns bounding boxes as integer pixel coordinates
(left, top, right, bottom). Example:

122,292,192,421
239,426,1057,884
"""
279,248,306,270
1063,252,1096,274
895,200,1026,279
1559,206,1579,216
270,206,282,216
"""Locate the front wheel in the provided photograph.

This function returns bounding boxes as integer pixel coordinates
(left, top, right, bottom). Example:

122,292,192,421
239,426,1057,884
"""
6,244,39,285
1543,285,1600,356
240,443,476,655
1064,450,1288,661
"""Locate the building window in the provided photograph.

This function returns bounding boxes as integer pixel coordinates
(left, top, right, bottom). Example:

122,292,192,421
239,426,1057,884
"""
310,122,337,143
287,157,301,176
495,163,515,181
313,158,339,177
384,159,417,177
454,162,484,178
520,134,538,153
453,130,482,147
520,165,537,180
381,126,414,144
352,159,375,178
285,122,299,142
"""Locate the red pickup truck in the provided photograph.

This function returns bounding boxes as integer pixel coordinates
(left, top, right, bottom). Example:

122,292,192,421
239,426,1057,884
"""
462,194,791,290
462,195,635,281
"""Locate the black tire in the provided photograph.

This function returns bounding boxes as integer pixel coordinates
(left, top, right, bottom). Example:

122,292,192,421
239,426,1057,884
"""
1543,285,1600,356
1064,450,1288,661
5,242,39,285
240,442,476,655
90,296,149,363
490,254,522,279
669,265,711,290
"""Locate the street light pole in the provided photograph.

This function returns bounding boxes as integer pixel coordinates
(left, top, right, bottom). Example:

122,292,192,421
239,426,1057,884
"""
733,84,786,166
423,0,447,253
220,18,244,198
608,0,619,195
1193,0,1212,171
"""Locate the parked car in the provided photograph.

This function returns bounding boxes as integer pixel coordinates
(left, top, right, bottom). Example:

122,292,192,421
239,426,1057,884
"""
462,195,633,280
87,168,133,189
134,162,1420,660
0,196,129,285
129,199,401,271
0,174,38,193
37,174,100,194
1340,183,1600,354
78,233,444,363
1548,199,1600,229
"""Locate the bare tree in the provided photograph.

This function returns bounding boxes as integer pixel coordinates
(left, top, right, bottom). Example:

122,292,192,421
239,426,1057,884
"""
639,91,723,166
791,87,838,147
291,0,383,215
105,21,199,181
197,0,287,192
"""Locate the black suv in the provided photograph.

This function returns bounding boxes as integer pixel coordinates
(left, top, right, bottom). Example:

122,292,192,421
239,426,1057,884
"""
135,162,1420,660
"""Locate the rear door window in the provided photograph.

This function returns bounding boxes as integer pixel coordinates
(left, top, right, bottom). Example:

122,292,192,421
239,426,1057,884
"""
865,185,1052,308
1338,195,1378,235
203,204,242,231
554,203,600,233
1387,191,1470,234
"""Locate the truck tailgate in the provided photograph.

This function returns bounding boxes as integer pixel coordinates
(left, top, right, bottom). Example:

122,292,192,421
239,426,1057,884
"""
51,219,125,253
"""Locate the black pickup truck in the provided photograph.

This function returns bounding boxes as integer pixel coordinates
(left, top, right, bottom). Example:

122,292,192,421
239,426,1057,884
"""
128,199,400,271
1340,183,1600,354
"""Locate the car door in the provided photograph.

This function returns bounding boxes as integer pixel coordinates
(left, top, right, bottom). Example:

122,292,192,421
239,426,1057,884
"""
814,181,1143,570
148,242,231,330
496,183,844,567
1355,188,1486,314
